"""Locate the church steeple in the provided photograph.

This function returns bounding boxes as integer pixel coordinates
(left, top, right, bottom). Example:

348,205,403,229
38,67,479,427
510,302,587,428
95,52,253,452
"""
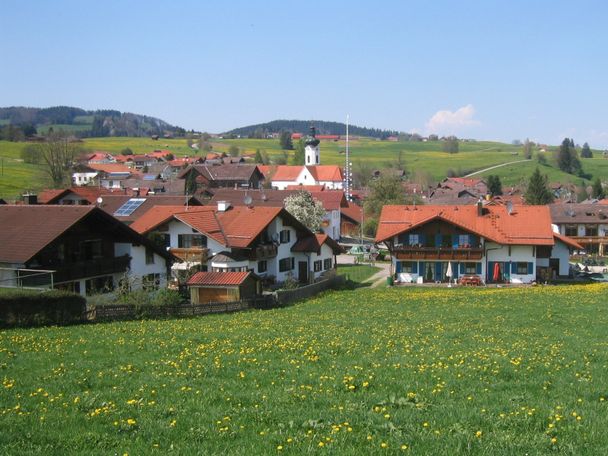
304,126,320,165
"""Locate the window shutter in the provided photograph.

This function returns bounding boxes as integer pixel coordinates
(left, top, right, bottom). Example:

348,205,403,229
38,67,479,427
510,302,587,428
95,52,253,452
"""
395,261,402,273
412,262,418,274
476,263,482,274
511,262,517,274
527,262,533,274
419,262,425,276
460,262,466,274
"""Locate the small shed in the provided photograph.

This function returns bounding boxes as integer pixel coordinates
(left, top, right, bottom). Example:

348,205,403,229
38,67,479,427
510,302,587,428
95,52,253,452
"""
187,271,261,304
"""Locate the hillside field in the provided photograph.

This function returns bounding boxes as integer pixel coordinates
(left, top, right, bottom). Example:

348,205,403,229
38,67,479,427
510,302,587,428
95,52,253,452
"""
1,284,607,454
1,136,606,199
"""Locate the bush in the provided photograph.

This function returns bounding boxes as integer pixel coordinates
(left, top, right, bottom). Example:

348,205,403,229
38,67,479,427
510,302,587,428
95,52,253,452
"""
0,290,86,327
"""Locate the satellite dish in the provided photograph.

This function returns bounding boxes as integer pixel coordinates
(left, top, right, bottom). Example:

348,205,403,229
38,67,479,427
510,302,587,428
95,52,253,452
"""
243,195,253,206
96,197,103,205
506,201,513,215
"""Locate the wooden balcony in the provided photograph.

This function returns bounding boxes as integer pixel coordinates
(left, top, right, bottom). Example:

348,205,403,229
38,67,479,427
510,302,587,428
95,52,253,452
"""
249,244,278,260
394,246,483,261
570,236,608,245
169,247,209,263
52,255,131,284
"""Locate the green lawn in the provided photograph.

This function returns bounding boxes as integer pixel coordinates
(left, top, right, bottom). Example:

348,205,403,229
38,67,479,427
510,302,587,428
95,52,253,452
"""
1,284,607,454
1,135,606,199
336,263,381,284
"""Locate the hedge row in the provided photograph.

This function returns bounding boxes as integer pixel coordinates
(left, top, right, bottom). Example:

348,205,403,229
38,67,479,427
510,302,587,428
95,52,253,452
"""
0,290,86,328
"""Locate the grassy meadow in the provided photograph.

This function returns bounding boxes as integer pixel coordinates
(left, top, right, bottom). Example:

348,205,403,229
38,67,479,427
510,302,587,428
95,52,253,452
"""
1,284,607,454
1,135,607,199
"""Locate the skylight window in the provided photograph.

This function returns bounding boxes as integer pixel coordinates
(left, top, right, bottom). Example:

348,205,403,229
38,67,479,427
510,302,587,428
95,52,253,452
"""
114,198,146,216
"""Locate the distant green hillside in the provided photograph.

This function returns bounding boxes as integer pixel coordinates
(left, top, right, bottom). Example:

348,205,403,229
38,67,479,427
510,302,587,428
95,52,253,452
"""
225,119,399,139
1,136,606,200
0,106,184,138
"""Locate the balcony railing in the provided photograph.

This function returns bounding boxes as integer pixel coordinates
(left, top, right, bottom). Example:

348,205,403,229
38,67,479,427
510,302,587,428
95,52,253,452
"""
169,247,209,263
249,244,278,260
570,236,608,244
394,245,483,261
52,255,132,284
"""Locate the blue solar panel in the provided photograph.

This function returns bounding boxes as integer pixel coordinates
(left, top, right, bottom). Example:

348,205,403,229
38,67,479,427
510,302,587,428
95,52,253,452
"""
114,198,146,216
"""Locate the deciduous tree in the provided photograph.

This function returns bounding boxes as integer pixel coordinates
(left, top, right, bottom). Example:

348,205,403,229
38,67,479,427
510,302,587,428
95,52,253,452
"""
283,191,325,232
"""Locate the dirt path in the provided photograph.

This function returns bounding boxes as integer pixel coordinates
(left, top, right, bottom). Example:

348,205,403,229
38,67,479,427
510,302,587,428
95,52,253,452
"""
464,159,530,177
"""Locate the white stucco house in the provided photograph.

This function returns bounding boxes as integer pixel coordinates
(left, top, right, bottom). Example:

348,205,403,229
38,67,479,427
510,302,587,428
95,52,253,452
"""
376,203,582,285
130,202,343,285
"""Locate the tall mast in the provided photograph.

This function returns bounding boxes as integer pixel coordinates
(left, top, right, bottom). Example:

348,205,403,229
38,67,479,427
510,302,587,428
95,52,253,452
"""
345,114,351,201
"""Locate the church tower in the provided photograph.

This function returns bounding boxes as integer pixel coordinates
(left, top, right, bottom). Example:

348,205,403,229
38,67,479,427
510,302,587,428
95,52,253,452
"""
304,126,320,165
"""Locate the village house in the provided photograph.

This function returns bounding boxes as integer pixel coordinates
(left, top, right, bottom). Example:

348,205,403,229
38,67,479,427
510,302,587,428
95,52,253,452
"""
178,164,264,191
208,188,347,240
72,163,137,189
376,202,581,285
130,202,342,286
550,202,608,256
96,194,202,225
0,205,172,296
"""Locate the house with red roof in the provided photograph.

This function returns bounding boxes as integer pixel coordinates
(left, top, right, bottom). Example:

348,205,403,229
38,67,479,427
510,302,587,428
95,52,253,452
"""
376,202,581,285
271,165,344,190
131,202,342,286
187,271,261,304
208,188,347,240
0,205,173,295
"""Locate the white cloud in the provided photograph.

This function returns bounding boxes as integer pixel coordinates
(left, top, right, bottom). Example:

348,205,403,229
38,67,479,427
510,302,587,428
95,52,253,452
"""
425,104,480,135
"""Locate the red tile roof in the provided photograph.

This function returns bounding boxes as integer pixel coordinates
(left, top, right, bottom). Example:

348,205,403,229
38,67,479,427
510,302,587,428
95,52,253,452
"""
87,163,134,174
129,206,213,234
340,202,363,223
553,232,583,250
187,271,252,286
38,189,68,204
272,166,304,181
307,166,343,182
376,205,557,246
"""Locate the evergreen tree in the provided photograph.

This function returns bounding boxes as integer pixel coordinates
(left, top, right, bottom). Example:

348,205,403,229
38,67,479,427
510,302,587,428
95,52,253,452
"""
291,139,305,165
524,167,554,205
184,169,198,195
580,142,593,158
591,177,605,199
487,175,503,196
556,138,582,175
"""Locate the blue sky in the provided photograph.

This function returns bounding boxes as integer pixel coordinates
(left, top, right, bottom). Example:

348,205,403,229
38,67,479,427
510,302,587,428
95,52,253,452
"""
2,0,608,147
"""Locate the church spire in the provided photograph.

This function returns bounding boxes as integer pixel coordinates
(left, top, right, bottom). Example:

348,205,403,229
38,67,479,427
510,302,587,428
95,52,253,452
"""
304,125,320,165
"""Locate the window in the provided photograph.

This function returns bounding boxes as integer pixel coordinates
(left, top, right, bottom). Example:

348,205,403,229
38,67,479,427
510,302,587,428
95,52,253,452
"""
145,247,155,265
258,260,267,273
459,234,470,247
81,239,103,260
323,258,332,270
279,229,291,244
402,261,416,273
565,225,577,236
409,234,419,246
464,262,477,274
585,225,598,236
314,260,322,272
279,257,294,272
516,262,529,274
178,234,207,248
143,273,161,291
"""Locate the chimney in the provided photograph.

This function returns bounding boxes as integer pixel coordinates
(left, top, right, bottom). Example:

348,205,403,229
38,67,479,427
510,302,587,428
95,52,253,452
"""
477,198,483,216
22,192,38,205
217,201,231,212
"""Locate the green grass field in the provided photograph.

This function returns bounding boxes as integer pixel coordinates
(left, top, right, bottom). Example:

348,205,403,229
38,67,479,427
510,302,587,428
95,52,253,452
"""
1,284,607,454
1,135,606,199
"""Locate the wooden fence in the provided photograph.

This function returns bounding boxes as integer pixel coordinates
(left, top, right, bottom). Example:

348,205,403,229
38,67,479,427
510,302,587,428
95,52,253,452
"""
87,275,345,323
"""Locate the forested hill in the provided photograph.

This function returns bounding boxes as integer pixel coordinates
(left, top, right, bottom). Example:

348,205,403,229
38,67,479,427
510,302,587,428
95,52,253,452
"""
225,119,399,139
0,106,184,138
